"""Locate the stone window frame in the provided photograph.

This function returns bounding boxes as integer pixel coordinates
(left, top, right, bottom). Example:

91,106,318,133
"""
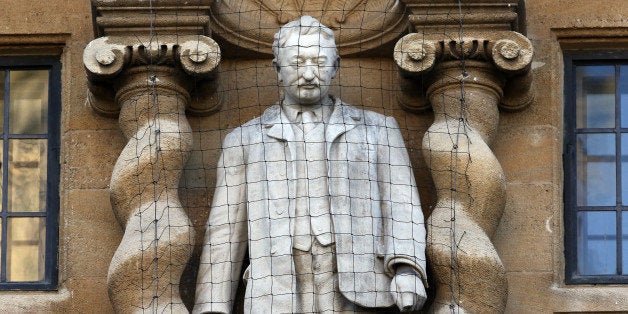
0,56,61,290
563,50,628,285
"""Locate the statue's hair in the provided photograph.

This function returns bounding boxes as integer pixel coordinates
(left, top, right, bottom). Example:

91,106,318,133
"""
272,16,338,65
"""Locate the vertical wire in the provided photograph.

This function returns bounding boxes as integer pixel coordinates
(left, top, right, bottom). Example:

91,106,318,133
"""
147,0,162,311
447,0,469,312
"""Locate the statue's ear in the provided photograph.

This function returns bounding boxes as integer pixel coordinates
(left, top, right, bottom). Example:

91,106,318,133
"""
273,59,281,73
273,60,282,82
332,57,340,78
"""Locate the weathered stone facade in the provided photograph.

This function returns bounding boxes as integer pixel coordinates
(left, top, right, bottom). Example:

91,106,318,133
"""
0,0,625,312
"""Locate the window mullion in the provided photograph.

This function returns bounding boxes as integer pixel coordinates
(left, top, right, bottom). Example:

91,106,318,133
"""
1,70,9,283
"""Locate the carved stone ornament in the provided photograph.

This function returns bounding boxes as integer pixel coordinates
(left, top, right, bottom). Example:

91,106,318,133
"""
210,0,406,55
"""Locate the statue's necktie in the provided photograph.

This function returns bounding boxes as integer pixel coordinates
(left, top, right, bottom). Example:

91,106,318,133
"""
294,109,333,251
301,110,318,134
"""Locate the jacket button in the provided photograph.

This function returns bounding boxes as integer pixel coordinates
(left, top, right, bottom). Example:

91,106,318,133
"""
271,246,278,256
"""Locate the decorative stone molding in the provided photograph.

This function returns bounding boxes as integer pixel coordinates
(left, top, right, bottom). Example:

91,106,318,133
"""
395,1,533,313
209,0,406,55
91,0,212,36
85,1,221,312
402,0,523,32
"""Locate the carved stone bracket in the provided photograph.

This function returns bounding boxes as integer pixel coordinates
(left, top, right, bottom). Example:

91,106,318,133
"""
395,1,533,313
85,1,221,312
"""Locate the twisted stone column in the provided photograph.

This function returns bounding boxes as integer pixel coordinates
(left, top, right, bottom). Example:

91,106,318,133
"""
111,66,193,313
395,27,534,312
84,32,220,312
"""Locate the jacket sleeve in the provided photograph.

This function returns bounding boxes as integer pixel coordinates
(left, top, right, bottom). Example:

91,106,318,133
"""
194,128,249,314
377,116,428,286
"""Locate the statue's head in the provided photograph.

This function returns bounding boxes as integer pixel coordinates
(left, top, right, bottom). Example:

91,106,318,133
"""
272,16,339,106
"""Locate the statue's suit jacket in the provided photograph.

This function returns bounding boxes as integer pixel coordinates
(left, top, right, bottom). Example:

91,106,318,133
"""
194,98,427,314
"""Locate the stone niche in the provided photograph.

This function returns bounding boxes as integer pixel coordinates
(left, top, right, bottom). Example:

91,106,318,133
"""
85,0,534,312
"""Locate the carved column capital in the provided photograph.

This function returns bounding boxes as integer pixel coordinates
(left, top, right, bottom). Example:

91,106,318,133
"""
394,31,534,112
84,34,221,116
395,31,532,74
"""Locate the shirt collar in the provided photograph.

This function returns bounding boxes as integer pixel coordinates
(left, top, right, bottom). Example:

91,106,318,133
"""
281,96,334,123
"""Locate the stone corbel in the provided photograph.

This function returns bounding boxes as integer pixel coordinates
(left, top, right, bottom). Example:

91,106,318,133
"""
84,1,221,312
394,1,533,313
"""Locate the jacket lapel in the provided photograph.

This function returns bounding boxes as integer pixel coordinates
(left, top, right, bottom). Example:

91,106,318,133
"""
262,104,296,143
325,98,364,155
261,104,297,226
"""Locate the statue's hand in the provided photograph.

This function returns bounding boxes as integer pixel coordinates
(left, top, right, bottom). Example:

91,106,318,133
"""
390,265,427,312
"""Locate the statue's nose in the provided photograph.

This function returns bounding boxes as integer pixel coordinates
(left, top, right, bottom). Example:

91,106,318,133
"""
302,66,315,81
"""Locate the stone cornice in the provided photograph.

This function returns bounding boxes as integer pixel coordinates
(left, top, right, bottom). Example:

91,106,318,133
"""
400,0,522,33
553,27,628,50
0,33,70,55
91,0,213,37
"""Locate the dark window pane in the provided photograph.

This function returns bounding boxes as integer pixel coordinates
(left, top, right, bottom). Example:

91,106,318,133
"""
9,70,48,134
7,139,47,212
576,65,615,128
577,211,617,275
623,134,628,205
576,133,616,206
6,217,45,282
0,72,4,131
0,219,2,274
621,66,628,127
0,140,3,211
624,211,628,275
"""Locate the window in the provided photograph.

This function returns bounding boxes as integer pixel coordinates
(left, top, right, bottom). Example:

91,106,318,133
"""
0,57,60,290
564,51,628,284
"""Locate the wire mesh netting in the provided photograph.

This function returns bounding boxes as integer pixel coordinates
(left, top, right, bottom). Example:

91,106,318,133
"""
101,0,500,313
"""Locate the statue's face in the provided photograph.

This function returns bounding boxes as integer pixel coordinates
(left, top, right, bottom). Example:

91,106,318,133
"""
276,33,337,106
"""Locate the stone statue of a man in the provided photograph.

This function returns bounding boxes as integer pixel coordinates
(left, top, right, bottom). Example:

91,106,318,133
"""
194,16,427,314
